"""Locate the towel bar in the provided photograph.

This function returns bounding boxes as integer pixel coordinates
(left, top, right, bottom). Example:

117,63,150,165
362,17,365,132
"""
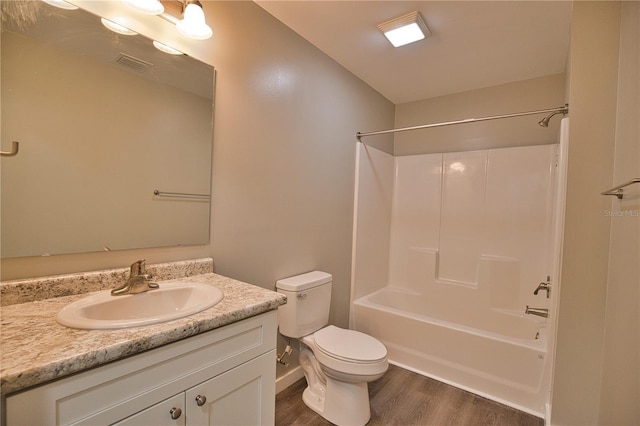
601,178,640,199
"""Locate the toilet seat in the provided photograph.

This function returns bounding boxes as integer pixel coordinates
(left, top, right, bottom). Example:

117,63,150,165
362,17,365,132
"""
304,326,388,377
314,325,387,363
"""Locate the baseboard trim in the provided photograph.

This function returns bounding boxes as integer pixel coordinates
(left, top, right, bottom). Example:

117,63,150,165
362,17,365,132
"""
276,365,304,394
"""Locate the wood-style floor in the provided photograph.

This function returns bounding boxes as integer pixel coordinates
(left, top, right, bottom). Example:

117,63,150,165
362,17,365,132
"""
275,364,544,426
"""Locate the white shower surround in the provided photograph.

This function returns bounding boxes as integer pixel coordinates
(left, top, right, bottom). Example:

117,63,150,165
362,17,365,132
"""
350,124,568,418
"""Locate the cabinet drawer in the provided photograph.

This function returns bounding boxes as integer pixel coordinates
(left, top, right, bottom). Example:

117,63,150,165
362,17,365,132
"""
113,393,185,426
5,311,277,426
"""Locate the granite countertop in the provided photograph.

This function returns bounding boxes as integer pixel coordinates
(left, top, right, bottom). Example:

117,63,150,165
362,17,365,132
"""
0,264,286,396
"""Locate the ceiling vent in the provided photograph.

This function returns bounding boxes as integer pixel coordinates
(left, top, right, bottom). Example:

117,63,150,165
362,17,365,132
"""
113,53,154,73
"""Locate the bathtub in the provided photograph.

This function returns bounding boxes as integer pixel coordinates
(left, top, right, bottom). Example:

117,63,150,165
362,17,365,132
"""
352,287,548,417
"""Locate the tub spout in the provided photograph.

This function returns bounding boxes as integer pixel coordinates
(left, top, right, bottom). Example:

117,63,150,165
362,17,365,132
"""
525,306,549,318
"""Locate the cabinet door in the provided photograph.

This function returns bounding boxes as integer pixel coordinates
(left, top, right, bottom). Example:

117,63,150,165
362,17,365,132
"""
112,393,185,426
185,350,276,426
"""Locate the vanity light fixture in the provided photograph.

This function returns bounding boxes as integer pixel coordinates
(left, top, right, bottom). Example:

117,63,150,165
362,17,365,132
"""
122,0,164,15
42,0,79,10
175,0,212,40
153,40,183,55
378,11,430,47
101,18,138,36
124,0,213,41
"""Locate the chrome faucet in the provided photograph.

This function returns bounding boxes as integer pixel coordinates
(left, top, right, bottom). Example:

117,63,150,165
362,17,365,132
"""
111,259,159,296
534,277,551,298
525,306,549,318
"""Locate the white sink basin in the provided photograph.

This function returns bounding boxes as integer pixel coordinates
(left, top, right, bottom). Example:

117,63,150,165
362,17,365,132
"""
56,282,224,330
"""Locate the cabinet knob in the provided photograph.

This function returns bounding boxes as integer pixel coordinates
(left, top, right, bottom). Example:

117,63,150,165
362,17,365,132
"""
169,407,182,420
195,394,207,406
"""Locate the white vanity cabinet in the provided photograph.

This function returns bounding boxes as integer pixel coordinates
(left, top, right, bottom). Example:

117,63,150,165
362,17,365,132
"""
5,312,277,426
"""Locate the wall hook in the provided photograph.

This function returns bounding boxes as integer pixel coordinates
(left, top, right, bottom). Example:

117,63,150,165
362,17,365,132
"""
1,141,20,157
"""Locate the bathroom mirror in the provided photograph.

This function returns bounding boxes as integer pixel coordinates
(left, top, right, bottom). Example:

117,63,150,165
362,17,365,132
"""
1,2,214,258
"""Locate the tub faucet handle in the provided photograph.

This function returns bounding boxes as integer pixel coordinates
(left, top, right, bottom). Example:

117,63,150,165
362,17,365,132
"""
534,279,551,298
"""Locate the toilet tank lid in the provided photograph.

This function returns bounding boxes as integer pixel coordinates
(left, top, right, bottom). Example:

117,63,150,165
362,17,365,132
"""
276,271,332,291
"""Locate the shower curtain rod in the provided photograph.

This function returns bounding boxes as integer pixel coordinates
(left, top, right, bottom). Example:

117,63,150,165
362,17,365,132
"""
356,104,569,141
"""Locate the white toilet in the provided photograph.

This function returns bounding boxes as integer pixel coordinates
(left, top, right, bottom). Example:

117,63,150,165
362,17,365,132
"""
276,271,388,426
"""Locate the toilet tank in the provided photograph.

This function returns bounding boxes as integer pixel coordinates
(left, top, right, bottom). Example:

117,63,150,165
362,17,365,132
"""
276,271,332,338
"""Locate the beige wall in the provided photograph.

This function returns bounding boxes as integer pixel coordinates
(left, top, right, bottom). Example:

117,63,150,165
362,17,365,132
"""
551,2,634,424
598,2,639,423
394,74,566,156
205,2,394,327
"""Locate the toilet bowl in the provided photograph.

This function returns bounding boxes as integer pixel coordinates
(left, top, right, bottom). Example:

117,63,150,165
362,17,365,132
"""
299,326,388,425
276,271,388,426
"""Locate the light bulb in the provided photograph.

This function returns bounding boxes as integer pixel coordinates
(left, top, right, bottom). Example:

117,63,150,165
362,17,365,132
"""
101,18,138,36
176,3,212,40
153,41,183,55
384,23,425,47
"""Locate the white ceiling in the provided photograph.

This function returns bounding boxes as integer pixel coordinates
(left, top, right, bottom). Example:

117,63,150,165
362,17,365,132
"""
254,1,573,104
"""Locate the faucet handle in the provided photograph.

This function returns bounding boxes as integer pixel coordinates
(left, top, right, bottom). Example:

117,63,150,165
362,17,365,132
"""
130,259,147,276
534,280,551,298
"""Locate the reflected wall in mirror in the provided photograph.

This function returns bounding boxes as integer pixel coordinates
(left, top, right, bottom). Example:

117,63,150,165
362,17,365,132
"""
1,1,215,258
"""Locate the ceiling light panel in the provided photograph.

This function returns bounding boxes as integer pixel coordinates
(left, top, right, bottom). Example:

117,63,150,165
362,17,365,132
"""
378,11,430,48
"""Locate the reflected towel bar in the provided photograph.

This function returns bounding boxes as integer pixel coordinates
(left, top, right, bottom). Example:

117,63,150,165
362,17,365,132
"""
601,178,640,199
1,141,19,157
153,190,210,200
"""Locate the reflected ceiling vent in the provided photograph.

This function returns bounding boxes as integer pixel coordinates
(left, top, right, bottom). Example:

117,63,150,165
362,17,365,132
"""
113,53,154,73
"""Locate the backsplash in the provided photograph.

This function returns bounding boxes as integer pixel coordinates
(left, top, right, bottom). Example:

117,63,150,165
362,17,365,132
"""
0,258,214,306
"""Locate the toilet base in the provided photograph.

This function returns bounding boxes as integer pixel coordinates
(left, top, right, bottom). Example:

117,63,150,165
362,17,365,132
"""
297,332,386,426
302,376,371,426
